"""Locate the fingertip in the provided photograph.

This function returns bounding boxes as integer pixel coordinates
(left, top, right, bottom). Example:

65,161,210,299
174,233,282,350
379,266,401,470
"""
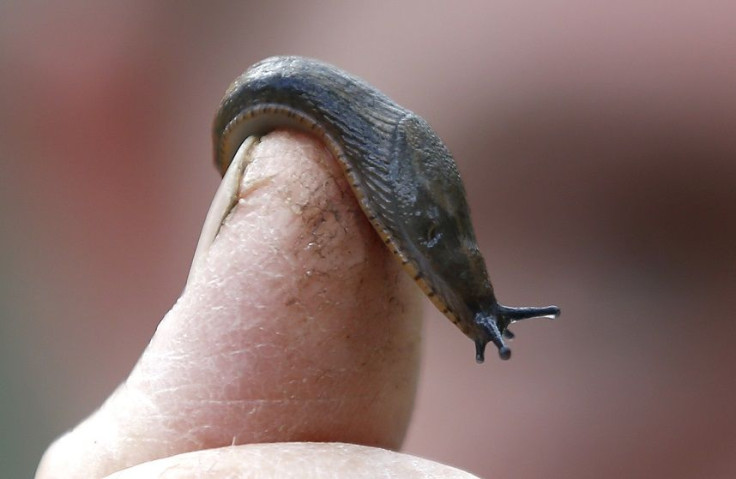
37,132,423,478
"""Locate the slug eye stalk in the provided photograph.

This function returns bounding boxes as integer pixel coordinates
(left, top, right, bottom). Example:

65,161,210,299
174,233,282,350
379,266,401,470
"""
475,305,561,362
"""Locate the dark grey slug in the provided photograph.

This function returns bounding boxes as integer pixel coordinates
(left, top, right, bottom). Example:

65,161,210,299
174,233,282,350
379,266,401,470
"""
213,56,560,362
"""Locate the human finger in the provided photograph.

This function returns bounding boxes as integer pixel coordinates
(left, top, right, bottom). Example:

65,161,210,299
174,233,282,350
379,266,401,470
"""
36,131,423,478
104,443,479,479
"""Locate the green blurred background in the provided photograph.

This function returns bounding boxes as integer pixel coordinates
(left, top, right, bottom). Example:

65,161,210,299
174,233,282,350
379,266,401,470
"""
2,1,736,477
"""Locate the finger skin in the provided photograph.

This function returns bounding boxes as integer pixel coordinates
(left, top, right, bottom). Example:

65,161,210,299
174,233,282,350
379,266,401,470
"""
36,131,423,478
104,443,480,479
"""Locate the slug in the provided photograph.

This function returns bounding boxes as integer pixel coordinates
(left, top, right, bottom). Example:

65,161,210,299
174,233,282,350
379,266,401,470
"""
212,56,560,362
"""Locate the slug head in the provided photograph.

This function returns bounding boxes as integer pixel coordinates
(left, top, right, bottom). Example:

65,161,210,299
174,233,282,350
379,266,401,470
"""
391,114,560,361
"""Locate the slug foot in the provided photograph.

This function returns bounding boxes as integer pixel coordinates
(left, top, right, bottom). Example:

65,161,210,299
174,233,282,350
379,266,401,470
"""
475,304,560,363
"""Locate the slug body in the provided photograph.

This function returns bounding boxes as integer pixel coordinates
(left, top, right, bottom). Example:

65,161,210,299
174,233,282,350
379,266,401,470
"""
213,56,559,362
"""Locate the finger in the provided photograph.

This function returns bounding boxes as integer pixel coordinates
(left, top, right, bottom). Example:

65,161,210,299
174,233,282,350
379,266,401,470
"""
36,131,423,479
103,443,479,479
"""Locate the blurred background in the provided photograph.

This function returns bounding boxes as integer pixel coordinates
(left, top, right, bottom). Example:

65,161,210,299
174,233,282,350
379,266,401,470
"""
2,1,735,477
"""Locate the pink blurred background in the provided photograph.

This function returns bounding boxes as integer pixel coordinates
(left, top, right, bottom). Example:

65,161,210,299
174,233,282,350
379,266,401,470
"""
2,2,736,477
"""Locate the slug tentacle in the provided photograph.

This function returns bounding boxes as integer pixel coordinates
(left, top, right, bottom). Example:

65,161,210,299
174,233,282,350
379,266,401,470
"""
474,304,561,362
213,56,561,362
497,305,561,323
475,314,511,362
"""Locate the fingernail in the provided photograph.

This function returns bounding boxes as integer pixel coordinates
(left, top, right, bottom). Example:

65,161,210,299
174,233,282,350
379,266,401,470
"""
186,137,257,289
